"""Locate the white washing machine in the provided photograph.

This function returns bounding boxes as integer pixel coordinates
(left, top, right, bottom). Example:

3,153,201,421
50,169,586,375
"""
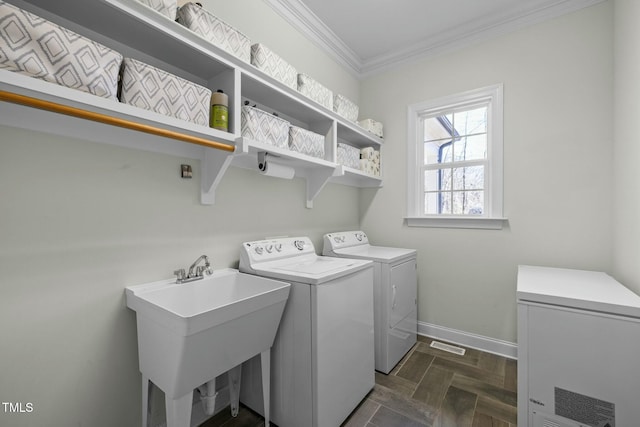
517,265,640,427
323,231,417,374
238,236,375,427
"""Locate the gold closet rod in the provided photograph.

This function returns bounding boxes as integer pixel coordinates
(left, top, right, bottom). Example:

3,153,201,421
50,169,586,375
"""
0,90,236,153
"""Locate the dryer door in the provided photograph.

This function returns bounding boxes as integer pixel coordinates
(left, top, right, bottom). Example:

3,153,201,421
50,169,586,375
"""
388,258,417,329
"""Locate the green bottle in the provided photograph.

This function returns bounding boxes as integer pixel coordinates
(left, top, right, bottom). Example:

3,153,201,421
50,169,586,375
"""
210,89,228,131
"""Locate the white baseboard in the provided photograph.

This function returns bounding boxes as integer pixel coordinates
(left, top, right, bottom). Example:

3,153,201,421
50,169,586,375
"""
418,321,518,359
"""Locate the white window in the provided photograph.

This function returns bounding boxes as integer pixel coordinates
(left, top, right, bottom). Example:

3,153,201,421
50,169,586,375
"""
406,84,506,229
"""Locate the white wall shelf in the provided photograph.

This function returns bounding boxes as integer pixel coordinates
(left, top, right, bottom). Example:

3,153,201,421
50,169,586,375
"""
331,166,383,188
2,0,384,207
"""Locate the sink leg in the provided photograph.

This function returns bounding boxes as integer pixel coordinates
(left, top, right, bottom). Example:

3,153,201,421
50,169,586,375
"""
165,391,193,427
228,364,242,417
141,376,149,427
261,349,271,427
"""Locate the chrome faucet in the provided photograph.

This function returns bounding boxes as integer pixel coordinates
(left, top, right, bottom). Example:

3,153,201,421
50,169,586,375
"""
174,255,213,284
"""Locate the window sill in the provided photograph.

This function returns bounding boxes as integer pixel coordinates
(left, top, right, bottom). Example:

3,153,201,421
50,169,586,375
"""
405,216,508,230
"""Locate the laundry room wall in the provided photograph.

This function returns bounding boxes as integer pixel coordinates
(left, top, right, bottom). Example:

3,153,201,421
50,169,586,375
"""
0,1,359,426
612,0,640,294
358,1,614,345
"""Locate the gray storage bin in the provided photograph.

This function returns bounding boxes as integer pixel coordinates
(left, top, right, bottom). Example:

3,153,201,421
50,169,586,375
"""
333,94,359,122
289,126,325,159
251,43,297,90
0,0,122,100
337,142,360,169
241,105,290,149
177,3,251,63
297,73,333,110
136,0,177,20
358,119,384,138
120,58,211,126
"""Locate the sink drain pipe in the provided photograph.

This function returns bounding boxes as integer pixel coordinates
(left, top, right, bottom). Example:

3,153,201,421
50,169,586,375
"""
198,379,218,416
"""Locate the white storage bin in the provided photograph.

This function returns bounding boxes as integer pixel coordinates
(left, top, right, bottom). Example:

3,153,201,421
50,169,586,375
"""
289,126,325,159
358,119,384,138
136,0,177,19
337,142,360,169
297,73,333,110
120,58,211,126
333,94,359,122
241,106,290,149
177,3,251,63
0,0,122,100
251,44,297,90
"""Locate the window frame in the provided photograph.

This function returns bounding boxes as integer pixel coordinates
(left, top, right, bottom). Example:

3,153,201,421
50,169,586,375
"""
406,84,506,229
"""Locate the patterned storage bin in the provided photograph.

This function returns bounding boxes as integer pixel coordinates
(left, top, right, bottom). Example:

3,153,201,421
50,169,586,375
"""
251,44,297,90
333,94,359,122
289,126,324,159
120,58,211,126
336,142,360,169
241,105,290,149
0,0,122,100
297,73,333,110
358,119,384,138
136,0,177,19
177,3,251,63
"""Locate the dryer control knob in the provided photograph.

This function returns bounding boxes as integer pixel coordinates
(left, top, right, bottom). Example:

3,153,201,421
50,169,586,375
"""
274,243,283,252
355,233,364,241
294,240,305,250
254,246,264,255
265,244,273,253
334,236,341,243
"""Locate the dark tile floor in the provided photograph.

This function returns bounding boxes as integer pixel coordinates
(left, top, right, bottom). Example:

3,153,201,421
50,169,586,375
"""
200,335,517,427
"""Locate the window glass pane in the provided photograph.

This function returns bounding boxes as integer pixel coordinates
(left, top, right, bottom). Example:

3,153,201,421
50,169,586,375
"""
453,135,486,161
424,116,451,142
424,170,439,192
440,192,451,214
452,166,484,190
440,168,452,191
453,106,487,135
440,143,452,163
451,191,484,215
424,140,454,165
424,141,441,164
464,191,484,215
424,192,438,214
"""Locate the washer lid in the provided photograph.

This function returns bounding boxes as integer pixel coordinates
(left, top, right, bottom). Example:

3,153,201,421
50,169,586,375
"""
251,255,373,285
330,245,416,264
517,265,640,318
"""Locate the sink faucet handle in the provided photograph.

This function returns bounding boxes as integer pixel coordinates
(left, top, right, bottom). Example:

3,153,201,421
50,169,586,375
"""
174,268,186,283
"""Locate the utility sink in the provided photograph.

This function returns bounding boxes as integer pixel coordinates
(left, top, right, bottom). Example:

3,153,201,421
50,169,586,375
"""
126,268,290,427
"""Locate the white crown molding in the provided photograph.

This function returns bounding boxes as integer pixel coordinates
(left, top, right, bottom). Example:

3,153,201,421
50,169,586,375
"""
263,0,362,77
360,0,607,76
265,0,606,78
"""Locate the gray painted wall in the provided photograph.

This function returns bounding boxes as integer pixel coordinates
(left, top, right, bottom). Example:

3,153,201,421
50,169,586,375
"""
613,0,640,293
0,1,359,426
1,1,633,426
358,2,614,343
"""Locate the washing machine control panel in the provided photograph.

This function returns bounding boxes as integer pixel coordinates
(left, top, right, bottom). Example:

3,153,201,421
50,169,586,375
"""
242,237,315,264
324,231,369,250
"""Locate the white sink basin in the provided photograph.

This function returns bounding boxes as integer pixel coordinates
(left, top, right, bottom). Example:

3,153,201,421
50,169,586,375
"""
126,268,290,400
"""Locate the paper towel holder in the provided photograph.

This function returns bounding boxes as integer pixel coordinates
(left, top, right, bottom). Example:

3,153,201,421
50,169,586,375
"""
258,151,269,172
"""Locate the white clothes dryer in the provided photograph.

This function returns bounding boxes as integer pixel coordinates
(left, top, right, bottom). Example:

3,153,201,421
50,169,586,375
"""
238,236,374,427
323,231,417,374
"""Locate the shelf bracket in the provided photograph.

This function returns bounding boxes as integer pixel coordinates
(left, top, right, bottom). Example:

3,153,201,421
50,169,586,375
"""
304,168,336,209
201,146,236,205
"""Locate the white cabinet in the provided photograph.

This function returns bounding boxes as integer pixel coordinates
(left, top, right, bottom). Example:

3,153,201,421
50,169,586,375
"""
517,265,640,427
0,0,383,206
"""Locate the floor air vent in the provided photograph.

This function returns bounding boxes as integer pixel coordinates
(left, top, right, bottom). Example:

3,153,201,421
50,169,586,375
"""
430,341,466,356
